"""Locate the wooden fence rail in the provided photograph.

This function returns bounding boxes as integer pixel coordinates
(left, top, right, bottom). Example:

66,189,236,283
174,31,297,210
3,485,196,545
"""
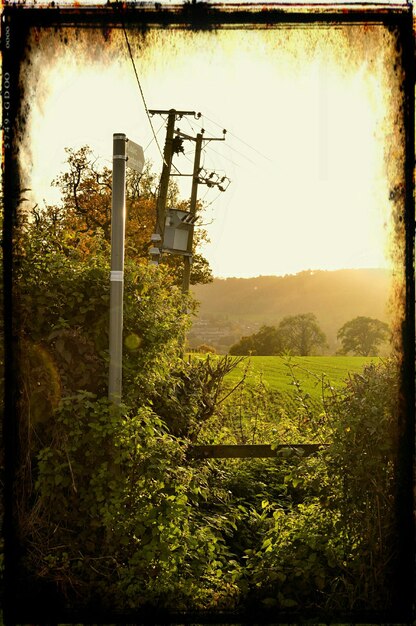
188,443,327,459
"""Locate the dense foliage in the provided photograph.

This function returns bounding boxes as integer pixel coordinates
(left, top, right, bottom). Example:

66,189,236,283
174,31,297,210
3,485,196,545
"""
27,398,240,610
24,355,399,613
14,163,401,615
14,168,235,609
44,145,213,286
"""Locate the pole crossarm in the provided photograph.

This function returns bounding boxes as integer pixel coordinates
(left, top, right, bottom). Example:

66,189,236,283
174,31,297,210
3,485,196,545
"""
175,130,199,142
149,109,201,120
203,137,226,143
175,128,227,143
149,107,230,278
175,129,226,143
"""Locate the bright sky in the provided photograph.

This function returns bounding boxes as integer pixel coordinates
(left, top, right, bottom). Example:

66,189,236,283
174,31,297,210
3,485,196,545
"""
22,21,403,278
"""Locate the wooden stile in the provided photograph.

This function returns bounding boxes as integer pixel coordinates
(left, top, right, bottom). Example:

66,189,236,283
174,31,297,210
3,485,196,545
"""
188,443,326,459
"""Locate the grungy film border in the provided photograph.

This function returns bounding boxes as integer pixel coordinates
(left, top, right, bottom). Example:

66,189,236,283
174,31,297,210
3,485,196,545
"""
2,2,415,624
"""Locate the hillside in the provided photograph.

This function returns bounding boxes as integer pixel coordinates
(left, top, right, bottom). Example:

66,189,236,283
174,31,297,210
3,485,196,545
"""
188,268,394,354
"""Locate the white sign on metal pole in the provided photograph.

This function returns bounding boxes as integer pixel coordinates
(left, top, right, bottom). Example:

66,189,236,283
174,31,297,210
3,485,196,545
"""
109,134,144,405
126,140,145,173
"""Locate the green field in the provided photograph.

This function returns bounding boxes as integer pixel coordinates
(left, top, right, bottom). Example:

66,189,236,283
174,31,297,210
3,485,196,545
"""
190,354,383,444
224,355,380,402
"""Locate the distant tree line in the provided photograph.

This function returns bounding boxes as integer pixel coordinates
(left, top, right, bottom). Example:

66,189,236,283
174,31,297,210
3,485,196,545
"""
229,314,389,357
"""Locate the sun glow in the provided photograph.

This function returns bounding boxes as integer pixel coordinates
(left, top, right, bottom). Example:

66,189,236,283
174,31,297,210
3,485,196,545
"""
23,24,402,278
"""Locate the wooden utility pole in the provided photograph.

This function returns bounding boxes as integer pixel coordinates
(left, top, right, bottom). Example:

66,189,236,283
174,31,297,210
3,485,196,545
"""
153,110,175,247
148,109,198,263
172,128,228,292
182,131,203,294
149,110,229,292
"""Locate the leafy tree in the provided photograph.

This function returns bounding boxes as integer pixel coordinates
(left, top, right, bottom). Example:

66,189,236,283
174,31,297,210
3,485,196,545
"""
49,145,212,285
229,325,281,356
196,344,217,354
337,316,390,356
229,333,256,356
229,316,326,357
15,203,236,437
276,313,327,356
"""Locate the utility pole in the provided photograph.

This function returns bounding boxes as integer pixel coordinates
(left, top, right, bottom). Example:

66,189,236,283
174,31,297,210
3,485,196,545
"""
148,109,199,263
148,110,230,294
153,109,175,255
173,128,229,293
182,131,203,294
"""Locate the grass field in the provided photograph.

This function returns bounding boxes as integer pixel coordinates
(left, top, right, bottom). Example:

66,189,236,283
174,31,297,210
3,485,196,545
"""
224,355,381,403
190,355,382,445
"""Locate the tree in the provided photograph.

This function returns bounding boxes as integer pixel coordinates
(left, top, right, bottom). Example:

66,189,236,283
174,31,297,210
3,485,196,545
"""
337,316,390,356
196,344,217,354
276,313,327,356
50,145,213,285
229,325,281,356
229,334,256,356
229,316,327,357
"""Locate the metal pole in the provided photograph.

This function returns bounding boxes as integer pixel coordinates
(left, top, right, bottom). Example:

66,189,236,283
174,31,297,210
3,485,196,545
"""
182,132,203,294
108,133,127,404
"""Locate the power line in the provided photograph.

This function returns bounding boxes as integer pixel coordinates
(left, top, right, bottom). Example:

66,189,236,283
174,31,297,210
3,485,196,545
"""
204,145,241,169
177,121,258,177
122,25,167,167
203,189,224,209
183,115,199,137
202,128,258,166
143,119,167,152
195,119,257,168
199,186,211,203
202,113,273,162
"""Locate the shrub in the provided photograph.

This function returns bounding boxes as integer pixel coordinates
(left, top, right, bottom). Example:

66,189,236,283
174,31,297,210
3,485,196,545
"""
239,359,400,612
24,394,241,610
196,344,217,354
322,358,399,609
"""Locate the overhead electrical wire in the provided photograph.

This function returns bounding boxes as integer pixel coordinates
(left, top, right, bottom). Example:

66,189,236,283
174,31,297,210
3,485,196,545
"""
143,119,167,153
188,115,259,170
202,113,273,162
122,25,168,168
201,129,258,166
220,141,258,166
205,145,241,169
203,189,224,210
199,187,211,203
119,35,245,212
183,115,199,137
